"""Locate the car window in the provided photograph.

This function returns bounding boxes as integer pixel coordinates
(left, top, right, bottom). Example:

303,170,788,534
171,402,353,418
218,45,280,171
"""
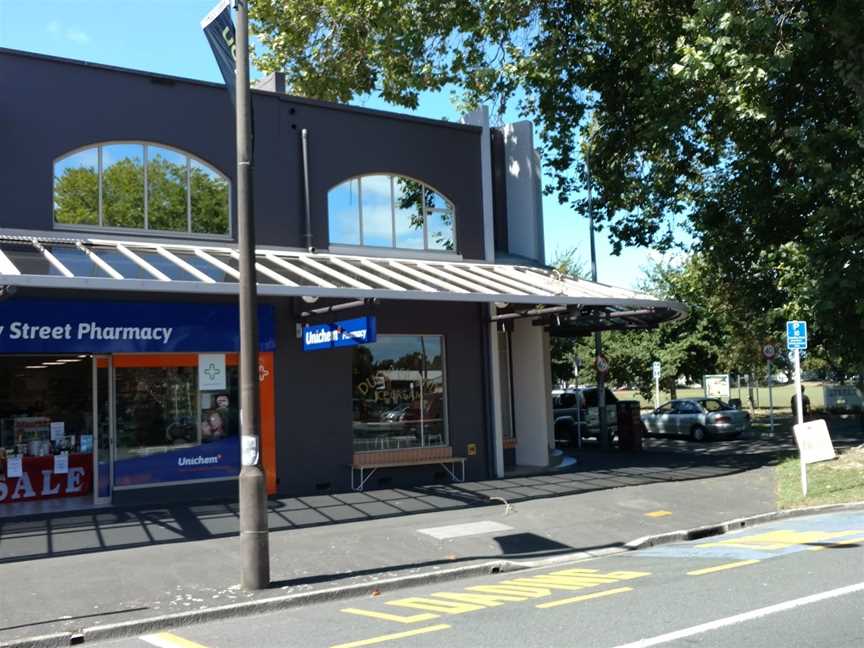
657,402,675,414
677,401,701,414
559,392,579,408
702,399,726,412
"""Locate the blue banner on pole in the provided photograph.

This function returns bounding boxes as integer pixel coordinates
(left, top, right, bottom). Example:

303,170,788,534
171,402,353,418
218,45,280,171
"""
786,320,808,350
0,299,276,353
303,316,377,351
201,0,237,104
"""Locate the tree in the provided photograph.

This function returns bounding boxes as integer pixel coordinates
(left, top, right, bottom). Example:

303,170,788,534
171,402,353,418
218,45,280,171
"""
252,0,864,381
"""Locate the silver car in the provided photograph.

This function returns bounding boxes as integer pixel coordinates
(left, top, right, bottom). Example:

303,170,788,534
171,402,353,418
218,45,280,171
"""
641,398,750,442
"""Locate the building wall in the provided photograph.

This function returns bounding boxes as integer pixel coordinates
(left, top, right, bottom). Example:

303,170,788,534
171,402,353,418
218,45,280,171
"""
275,300,489,493
0,48,486,259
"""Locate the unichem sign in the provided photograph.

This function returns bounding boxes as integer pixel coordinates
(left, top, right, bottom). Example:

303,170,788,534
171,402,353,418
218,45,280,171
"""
303,316,377,351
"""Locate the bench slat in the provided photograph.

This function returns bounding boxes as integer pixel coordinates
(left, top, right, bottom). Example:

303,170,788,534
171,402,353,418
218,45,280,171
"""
352,457,466,469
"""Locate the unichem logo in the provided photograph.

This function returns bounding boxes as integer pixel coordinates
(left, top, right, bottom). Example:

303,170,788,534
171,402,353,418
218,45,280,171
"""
178,454,221,467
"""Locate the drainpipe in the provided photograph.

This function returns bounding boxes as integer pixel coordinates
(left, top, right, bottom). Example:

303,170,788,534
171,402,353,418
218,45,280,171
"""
301,128,315,252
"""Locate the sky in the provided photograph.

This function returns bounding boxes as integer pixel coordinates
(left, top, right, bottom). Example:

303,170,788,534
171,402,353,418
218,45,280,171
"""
0,0,676,289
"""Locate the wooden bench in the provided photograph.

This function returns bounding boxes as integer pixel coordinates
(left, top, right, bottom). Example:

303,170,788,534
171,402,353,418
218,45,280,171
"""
350,456,466,492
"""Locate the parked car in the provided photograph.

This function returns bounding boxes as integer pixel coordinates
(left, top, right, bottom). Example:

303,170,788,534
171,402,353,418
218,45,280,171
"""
552,387,619,445
641,398,750,441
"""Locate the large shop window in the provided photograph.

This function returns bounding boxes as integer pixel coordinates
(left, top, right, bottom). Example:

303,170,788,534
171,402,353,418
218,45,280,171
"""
113,359,240,486
352,336,447,451
53,143,230,237
328,175,456,252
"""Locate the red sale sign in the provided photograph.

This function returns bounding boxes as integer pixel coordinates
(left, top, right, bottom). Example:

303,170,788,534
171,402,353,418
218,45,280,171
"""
0,453,92,503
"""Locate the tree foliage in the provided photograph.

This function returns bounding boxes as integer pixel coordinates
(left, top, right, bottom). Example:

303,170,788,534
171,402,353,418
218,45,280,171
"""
252,0,864,378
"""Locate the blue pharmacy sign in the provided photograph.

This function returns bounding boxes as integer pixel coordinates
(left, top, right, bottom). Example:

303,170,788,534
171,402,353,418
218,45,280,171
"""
0,299,276,353
114,437,240,487
303,316,377,351
786,320,808,350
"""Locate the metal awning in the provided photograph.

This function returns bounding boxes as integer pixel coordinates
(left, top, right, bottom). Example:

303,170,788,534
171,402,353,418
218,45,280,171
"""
0,232,686,329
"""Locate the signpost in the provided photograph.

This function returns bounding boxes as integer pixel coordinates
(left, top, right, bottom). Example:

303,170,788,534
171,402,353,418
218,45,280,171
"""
763,343,776,431
786,320,809,494
793,419,834,497
704,374,731,399
652,361,661,410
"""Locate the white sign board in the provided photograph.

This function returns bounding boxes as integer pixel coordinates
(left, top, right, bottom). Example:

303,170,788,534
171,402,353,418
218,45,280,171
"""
652,361,661,379
50,421,66,442
53,452,69,475
198,354,227,391
6,456,23,478
793,419,835,465
704,374,731,399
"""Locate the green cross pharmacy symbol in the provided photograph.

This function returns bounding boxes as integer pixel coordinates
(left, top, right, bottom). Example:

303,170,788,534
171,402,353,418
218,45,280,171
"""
204,363,222,382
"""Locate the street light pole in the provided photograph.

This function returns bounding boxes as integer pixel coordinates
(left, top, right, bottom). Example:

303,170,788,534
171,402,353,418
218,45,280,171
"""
235,0,270,590
585,138,609,450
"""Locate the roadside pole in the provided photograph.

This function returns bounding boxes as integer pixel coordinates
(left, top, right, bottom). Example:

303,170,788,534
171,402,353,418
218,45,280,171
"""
767,360,774,431
574,358,582,449
652,361,661,410
787,320,808,497
236,0,270,590
793,348,806,495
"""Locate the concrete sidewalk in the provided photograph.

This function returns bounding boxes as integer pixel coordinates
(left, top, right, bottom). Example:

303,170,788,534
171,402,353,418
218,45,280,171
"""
0,446,789,646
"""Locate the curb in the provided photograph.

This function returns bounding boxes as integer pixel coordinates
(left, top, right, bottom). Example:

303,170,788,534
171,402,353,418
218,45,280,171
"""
3,501,863,648
625,500,864,550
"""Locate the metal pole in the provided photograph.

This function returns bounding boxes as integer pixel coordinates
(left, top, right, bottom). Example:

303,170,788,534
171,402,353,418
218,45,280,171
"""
235,0,270,590
654,374,659,411
767,360,774,432
585,140,608,449
793,348,807,496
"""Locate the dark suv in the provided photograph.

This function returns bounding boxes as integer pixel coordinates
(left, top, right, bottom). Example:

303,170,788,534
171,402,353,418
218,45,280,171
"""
553,387,619,445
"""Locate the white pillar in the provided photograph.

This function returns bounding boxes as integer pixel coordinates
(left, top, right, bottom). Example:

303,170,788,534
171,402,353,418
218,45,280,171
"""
510,318,552,466
487,311,505,478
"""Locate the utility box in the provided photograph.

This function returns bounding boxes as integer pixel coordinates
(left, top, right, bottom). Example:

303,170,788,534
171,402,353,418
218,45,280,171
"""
616,401,643,451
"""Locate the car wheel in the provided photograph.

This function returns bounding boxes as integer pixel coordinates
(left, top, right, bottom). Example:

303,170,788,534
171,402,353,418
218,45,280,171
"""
690,425,707,442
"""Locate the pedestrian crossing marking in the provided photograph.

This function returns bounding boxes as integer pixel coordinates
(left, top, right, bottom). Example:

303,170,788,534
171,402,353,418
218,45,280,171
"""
698,529,864,551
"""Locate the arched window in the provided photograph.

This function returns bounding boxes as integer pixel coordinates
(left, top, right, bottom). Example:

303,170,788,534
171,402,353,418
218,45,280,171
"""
53,143,230,237
328,175,455,252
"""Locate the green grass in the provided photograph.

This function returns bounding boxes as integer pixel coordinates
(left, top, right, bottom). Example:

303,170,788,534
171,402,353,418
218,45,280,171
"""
776,446,864,509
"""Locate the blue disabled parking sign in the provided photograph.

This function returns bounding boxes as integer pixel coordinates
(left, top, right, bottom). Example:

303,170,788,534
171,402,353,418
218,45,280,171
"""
786,320,808,350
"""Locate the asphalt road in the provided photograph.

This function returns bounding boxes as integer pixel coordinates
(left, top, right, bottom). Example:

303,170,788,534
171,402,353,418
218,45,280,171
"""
98,510,864,648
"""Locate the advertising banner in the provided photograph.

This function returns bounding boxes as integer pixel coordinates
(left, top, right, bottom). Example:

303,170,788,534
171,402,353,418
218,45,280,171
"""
0,453,92,503
114,436,240,487
303,316,377,351
201,0,237,104
0,299,276,353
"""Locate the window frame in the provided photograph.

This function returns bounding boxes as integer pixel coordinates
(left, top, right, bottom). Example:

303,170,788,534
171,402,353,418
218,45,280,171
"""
53,141,233,240
351,333,450,452
327,173,458,255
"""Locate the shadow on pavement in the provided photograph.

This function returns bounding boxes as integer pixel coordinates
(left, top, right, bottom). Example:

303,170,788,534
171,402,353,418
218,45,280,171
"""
2,416,859,565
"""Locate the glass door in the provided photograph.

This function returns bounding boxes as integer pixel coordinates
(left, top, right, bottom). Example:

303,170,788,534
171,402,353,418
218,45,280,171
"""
93,356,113,505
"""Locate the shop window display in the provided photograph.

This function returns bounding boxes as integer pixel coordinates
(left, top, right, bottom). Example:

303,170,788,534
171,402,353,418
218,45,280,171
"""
352,336,447,452
0,356,94,504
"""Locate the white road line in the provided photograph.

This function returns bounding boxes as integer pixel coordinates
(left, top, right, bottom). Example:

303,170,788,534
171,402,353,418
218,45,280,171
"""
417,520,513,540
610,581,864,648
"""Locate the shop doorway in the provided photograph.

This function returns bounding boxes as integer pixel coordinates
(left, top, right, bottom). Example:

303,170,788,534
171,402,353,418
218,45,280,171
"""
0,354,101,515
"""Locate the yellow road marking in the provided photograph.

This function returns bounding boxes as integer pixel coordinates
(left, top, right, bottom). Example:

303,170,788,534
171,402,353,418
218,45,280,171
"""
329,624,451,648
340,608,438,624
140,632,210,648
645,510,672,518
535,586,633,609
698,529,864,551
687,559,761,576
